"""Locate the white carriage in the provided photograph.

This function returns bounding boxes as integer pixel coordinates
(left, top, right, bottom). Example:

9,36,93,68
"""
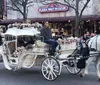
0,23,51,71
1,23,97,81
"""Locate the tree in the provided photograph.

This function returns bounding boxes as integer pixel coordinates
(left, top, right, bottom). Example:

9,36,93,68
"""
7,0,34,21
39,0,91,37
0,0,4,19
64,0,91,37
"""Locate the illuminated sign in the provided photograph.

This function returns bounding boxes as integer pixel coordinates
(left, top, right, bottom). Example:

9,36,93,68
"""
38,3,69,13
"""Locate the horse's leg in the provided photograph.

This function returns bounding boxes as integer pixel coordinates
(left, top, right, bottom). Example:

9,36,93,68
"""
81,57,94,77
95,56,100,81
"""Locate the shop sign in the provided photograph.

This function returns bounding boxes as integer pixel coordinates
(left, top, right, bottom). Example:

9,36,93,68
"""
38,3,69,13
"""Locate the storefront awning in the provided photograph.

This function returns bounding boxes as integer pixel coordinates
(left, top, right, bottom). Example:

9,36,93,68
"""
0,15,100,25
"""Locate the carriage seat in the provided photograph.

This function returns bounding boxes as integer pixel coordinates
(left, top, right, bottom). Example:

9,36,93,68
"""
35,40,48,47
32,40,50,53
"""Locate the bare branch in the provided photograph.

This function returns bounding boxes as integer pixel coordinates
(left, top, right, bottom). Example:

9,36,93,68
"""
27,4,34,8
7,6,20,12
27,1,33,4
64,0,76,11
7,0,34,21
14,3,23,15
79,0,91,20
40,0,76,11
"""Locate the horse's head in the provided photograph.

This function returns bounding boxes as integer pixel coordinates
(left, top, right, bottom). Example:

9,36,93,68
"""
88,35,100,51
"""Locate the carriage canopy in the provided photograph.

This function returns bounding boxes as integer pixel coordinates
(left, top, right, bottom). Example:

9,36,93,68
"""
4,27,40,36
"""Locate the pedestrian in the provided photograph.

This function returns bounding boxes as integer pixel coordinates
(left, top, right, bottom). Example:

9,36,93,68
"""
40,21,58,55
81,31,90,41
86,31,91,39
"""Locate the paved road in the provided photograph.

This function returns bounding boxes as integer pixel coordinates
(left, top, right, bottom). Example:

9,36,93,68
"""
0,63,100,85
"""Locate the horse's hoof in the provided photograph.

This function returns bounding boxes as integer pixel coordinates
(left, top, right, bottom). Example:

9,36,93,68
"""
80,74,84,77
99,78,100,82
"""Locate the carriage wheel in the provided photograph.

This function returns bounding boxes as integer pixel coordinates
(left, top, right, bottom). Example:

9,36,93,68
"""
96,58,100,81
42,57,60,81
65,55,81,75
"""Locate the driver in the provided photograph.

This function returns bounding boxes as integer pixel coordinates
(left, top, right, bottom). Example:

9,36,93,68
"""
40,21,58,55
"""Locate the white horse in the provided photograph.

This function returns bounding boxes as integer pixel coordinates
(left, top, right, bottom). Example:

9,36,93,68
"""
81,35,100,81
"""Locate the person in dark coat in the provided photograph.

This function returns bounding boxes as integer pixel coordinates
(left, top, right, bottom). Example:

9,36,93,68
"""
40,21,58,55
79,32,90,56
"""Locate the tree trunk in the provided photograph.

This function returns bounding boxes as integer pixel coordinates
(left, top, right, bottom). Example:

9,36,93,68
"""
75,17,80,37
23,5,27,22
74,0,80,37
23,14,27,22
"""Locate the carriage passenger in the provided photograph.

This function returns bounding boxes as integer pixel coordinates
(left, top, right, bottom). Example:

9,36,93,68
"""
40,21,58,55
17,37,34,49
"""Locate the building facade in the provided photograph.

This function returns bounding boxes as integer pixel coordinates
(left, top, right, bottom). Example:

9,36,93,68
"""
7,0,98,19
2,0,100,35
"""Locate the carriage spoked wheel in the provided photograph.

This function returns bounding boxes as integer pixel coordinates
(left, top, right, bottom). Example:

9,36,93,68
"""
97,59,100,81
42,57,60,81
65,55,81,75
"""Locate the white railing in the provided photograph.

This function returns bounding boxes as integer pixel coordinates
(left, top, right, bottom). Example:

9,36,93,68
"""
58,37,79,51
